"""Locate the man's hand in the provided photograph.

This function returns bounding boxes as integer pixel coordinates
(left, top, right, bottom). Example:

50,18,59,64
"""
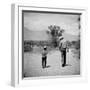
66,48,69,52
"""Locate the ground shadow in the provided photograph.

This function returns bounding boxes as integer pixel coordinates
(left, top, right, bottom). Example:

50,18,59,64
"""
65,64,72,66
45,65,51,68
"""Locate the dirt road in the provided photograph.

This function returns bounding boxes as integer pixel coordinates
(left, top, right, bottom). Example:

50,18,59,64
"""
24,49,80,77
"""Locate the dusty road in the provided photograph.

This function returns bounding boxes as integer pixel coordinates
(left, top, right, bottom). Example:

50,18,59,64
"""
24,49,80,77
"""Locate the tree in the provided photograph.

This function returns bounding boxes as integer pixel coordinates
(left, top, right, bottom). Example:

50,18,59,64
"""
48,25,64,47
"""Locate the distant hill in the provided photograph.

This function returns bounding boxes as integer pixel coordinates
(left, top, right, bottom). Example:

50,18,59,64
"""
24,27,52,41
63,33,79,41
24,27,79,41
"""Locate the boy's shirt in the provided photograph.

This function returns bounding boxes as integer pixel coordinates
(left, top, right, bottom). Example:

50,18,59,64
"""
42,50,48,57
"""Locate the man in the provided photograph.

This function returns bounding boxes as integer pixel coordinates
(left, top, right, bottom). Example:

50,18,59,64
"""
59,39,69,67
42,46,48,68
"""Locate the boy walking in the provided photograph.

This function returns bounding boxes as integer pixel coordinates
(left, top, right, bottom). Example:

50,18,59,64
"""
42,46,48,68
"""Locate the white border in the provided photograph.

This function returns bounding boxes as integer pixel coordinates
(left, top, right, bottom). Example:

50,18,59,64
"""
11,4,87,87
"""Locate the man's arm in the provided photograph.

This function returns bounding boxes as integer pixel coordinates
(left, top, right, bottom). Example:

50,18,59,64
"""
59,43,62,51
66,44,69,52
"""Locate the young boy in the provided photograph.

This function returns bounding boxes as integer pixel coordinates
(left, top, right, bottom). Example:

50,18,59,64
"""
42,46,48,68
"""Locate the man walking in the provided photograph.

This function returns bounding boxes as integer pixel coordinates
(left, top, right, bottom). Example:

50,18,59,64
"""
59,39,69,67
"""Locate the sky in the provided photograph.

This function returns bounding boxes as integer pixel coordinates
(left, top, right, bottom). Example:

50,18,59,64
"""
24,11,80,36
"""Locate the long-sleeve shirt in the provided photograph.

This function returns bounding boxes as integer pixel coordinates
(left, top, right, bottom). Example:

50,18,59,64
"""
42,50,48,57
59,39,69,52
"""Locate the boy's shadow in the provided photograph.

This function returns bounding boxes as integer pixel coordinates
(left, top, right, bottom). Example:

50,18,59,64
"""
45,65,51,68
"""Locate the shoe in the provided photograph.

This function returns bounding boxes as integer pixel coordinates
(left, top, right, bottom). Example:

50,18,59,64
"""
62,64,65,67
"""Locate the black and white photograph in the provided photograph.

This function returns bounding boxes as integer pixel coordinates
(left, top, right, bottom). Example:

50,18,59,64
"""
23,10,81,78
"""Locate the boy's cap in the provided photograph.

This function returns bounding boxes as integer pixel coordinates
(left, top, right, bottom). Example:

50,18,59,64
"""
44,46,47,48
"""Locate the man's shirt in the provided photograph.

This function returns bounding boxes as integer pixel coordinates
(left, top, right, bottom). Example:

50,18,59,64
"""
59,39,67,51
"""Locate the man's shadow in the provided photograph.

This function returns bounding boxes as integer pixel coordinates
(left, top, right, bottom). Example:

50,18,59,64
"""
65,64,72,66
